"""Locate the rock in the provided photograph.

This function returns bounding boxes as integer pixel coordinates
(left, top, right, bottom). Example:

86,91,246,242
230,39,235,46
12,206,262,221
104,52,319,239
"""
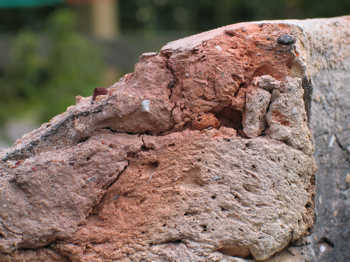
304,17,350,262
242,87,271,138
1,15,350,262
265,77,313,155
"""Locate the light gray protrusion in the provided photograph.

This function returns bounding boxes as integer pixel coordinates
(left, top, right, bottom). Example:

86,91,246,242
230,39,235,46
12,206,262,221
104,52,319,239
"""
141,100,151,112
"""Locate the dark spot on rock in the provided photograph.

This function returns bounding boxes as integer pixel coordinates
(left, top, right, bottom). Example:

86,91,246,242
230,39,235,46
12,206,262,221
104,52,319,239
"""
305,202,312,208
200,224,208,232
224,29,235,36
92,87,108,103
319,237,335,248
78,137,89,144
141,144,152,151
214,107,242,131
220,206,229,212
149,160,159,168
127,151,138,158
168,79,176,89
277,34,296,45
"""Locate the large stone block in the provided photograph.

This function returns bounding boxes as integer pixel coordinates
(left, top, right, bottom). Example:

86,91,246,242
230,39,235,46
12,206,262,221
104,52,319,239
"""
1,15,349,262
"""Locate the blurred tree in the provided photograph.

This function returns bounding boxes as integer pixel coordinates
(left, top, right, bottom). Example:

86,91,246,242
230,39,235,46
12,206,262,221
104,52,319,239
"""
119,0,350,33
0,9,105,124
41,8,105,120
0,31,45,125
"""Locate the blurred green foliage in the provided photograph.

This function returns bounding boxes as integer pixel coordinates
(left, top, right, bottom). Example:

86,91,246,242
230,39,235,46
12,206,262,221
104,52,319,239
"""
0,9,104,124
120,0,350,33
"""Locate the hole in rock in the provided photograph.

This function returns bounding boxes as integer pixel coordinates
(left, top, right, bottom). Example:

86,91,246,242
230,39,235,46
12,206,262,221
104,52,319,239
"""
319,237,335,248
305,202,312,208
214,107,243,131
127,151,138,158
102,127,117,133
149,160,159,168
220,206,229,212
78,137,89,144
141,145,151,151
200,224,208,232
166,239,182,244
217,245,252,258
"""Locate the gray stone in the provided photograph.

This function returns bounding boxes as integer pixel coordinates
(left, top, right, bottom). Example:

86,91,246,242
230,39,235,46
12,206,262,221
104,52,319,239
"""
243,87,271,138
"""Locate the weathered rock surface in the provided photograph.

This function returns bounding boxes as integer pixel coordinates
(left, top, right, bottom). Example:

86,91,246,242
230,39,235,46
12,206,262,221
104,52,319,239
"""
1,15,349,262
305,18,350,262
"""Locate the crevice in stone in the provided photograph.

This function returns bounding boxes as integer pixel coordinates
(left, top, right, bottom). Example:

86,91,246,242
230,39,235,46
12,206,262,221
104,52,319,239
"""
140,135,154,152
302,76,313,125
318,237,334,248
77,136,90,144
150,238,184,247
334,135,350,164
102,126,118,133
0,219,22,236
233,81,246,97
261,97,274,136
213,107,243,132
87,160,130,218
217,244,252,259
162,52,177,102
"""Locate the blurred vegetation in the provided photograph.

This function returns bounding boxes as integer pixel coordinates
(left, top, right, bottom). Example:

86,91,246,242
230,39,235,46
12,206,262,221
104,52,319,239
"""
0,9,104,124
120,0,350,33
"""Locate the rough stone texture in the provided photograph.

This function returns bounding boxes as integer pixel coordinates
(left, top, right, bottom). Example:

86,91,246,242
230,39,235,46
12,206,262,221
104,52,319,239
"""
302,19,350,262
242,87,271,138
1,15,350,262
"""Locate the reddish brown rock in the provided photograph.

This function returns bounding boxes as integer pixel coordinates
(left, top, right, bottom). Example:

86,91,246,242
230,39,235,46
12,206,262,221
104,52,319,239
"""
4,15,350,262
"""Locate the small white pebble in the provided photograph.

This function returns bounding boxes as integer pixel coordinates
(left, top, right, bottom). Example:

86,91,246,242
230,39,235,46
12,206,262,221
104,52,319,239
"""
215,45,222,51
319,244,327,253
328,135,335,148
141,100,151,112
